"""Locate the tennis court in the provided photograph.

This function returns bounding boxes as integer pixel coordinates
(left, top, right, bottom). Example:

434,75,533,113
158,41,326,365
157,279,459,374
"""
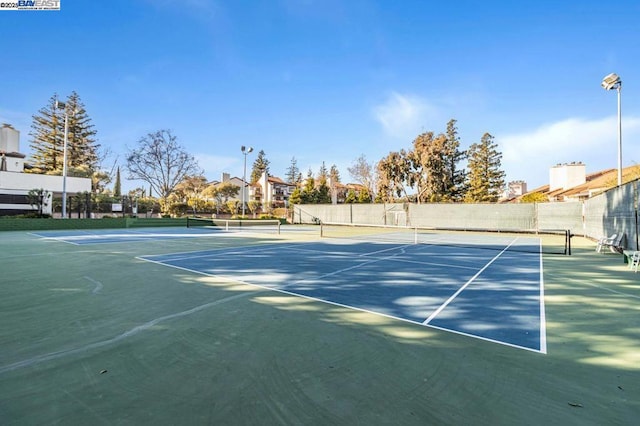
1,224,639,424
141,234,546,352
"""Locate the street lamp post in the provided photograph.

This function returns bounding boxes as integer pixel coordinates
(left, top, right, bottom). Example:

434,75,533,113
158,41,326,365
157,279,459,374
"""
241,145,253,217
55,100,70,218
601,73,623,186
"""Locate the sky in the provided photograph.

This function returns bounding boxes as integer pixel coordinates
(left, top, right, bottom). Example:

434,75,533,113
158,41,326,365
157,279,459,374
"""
1,0,639,193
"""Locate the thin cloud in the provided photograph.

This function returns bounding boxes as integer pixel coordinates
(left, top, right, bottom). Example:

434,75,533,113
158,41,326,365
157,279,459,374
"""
499,116,640,187
373,92,440,139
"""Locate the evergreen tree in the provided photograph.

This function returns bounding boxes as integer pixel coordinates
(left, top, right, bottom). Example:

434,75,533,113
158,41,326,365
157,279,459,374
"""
29,94,62,174
464,133,506,202
29,92,99,177
328,164,341,204
289,187,302,204
285,157,300,183
345,189,357,204
250,150,270,183
443,119,467,201
357,188,372,203
300,170,316,203
65,91,99,172
316,175,331,204
114,167,122,197
329,164,340,184
317,161,328,181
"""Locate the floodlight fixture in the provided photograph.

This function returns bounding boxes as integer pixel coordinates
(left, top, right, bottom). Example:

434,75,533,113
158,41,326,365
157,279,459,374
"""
601,73,623,186
601,73,621,91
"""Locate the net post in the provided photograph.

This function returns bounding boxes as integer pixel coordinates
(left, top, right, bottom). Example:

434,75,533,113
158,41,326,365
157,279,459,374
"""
225,220,229,231
414,226,418,244
277,221,281,235
567,229,572,255
320,222,324,238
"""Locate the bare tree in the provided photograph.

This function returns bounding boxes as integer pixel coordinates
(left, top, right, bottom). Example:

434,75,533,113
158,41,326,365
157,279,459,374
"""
347,154,375,199
126,130,201,210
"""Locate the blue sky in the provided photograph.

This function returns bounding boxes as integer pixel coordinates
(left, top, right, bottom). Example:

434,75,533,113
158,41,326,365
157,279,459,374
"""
1,0,639,192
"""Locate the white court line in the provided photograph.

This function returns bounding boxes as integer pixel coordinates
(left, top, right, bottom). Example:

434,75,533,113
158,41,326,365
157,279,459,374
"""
137,247,544,353
422,238,519,325
138,240,547,353
140,243,302,263
539,240,547,354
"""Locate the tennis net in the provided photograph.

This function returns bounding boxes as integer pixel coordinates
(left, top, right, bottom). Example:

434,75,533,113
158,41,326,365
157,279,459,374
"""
320,222,571,255
186,217,281,234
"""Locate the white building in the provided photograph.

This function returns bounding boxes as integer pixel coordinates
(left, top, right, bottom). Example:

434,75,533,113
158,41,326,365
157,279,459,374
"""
549,162,586,192
0,124,91,216
253,171,296,208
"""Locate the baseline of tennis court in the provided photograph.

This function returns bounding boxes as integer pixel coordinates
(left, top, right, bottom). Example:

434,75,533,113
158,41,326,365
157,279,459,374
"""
29,226,278,245
140,237,546,352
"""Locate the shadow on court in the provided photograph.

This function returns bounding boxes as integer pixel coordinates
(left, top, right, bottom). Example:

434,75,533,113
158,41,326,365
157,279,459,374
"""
142,239,545,351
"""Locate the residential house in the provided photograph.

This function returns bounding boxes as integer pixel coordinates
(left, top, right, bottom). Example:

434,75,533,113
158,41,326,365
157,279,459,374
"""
252,172,297,208
517,162,640,202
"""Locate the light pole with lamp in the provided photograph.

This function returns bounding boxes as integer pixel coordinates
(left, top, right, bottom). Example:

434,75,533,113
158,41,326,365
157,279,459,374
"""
601,73,622,186
241,145,253,217
55,100,70,218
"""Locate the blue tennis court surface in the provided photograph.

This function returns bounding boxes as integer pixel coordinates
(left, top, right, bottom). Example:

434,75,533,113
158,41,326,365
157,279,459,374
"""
140,238,546,353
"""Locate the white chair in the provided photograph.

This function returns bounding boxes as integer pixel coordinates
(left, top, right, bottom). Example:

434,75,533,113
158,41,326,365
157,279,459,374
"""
596,233,624,253
629,251,640,273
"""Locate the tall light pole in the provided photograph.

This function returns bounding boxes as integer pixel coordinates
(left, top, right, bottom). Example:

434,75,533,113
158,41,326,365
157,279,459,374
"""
601,73,622,186
55,100,70,218
241,145,253,217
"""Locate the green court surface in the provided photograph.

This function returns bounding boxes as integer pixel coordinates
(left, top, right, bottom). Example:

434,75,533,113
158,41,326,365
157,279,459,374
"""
1,227,639,425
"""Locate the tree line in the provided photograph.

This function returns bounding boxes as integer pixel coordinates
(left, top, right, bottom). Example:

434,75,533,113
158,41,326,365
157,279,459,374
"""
281,119,506,204
27,92,507,217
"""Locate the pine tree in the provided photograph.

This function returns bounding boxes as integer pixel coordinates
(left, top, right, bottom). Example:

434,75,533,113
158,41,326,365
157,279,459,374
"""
443,119,467,202
329,164,340,184
65,91,99,173
285,157,300,184
300,169,316,203
316,175,331,204
250,150,270,183
317,161,328,181
29,92,99,177
464,133,506,202
289,187,302,204
29,94,62,174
